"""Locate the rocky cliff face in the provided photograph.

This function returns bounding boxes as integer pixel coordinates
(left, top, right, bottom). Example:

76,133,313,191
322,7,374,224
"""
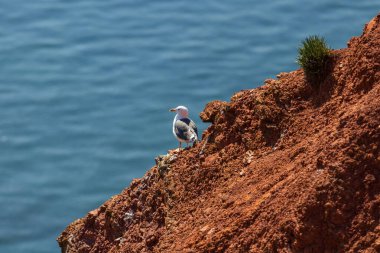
58,14,380,253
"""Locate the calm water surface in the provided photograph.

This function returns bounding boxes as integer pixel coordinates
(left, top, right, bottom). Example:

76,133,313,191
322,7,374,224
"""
0,1,378,252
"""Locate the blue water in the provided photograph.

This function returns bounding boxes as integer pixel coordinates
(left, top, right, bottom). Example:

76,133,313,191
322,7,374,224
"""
0,1,378,252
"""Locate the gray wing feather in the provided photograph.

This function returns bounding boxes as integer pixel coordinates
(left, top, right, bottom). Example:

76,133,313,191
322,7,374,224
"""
189,120,198,138
175,119,198,142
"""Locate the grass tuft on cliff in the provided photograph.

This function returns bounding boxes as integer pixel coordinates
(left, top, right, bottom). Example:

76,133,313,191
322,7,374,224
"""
297,35,331,87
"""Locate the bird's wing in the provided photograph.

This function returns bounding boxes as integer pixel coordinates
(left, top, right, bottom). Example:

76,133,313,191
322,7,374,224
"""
175,118,197,141
189,119,198,139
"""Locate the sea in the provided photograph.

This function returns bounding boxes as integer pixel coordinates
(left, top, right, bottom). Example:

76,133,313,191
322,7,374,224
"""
0,1,378,252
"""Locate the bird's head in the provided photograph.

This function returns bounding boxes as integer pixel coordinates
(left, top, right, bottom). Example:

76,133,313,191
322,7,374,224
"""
169,105,189,117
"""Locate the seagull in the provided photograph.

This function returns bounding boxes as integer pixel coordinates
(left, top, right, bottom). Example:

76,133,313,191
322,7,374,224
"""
169,105,198,149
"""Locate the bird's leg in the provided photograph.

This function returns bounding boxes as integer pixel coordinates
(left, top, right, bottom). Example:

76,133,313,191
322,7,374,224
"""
186,143,189,148
178,142,182,150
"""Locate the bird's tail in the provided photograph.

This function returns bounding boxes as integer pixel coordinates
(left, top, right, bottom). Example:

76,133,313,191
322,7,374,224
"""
189,130,198,143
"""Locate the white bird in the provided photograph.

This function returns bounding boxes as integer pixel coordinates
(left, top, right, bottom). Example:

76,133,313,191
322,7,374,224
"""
169,105,198,149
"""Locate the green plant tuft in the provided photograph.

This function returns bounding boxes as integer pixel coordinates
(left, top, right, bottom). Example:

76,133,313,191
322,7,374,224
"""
297,35,331,87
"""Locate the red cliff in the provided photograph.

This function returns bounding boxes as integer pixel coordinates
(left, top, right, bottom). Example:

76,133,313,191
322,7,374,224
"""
58,14,380,253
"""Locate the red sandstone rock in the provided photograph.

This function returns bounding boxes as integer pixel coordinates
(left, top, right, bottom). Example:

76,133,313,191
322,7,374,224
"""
58,14,380,253
199,100,229,123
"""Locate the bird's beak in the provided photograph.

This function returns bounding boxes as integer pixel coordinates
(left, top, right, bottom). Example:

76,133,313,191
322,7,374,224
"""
169,108,176,112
